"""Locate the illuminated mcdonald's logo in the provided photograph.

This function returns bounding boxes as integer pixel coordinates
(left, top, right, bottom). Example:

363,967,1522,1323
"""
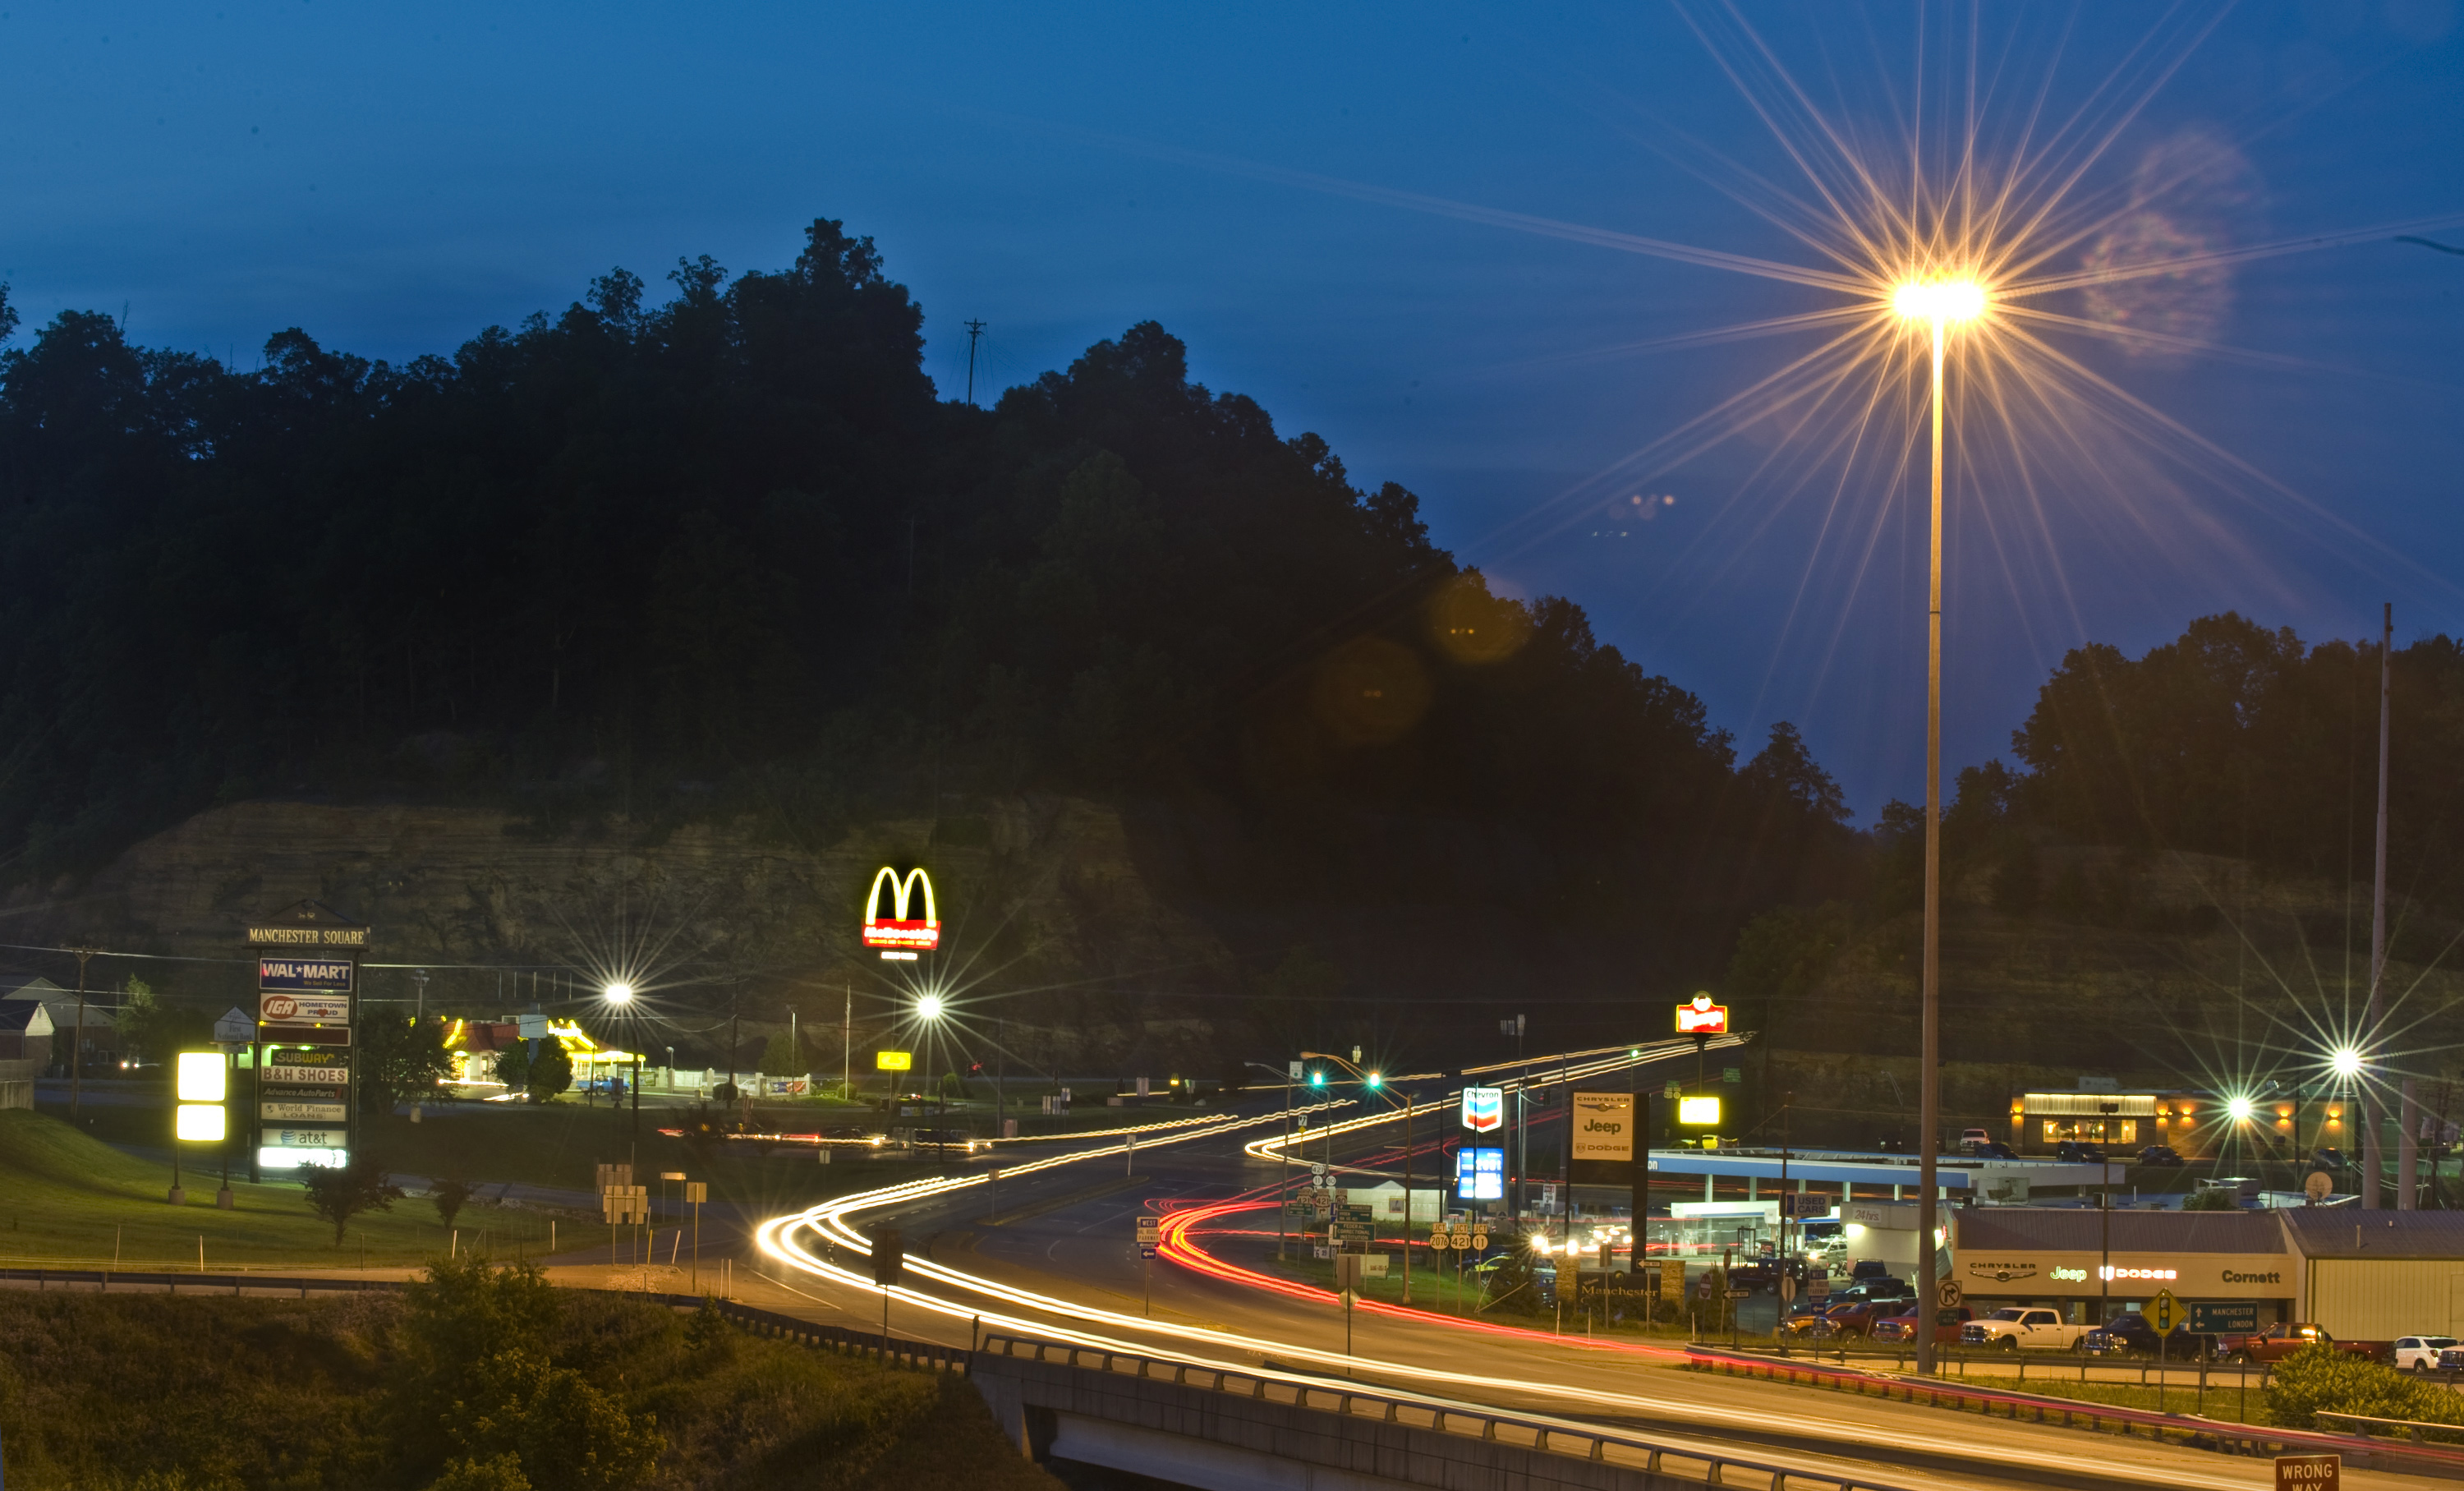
862,867,940,955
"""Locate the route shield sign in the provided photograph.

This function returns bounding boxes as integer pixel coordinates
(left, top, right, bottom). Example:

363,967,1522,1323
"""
2191,1301,2260,1334
2148,1288,2181,1333
1428,1230,1450,1250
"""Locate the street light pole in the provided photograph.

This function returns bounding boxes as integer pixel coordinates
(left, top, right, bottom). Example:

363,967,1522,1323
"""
1892,275,1981,1378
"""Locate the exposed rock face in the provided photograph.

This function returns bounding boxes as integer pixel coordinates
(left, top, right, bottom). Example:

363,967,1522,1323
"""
3,798,1241,1071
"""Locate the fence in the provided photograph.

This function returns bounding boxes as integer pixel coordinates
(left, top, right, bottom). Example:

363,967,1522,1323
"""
1688,1345,2464,1475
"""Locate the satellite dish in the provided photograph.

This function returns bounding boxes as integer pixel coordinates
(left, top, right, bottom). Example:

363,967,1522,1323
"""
2304,1171,2333,1202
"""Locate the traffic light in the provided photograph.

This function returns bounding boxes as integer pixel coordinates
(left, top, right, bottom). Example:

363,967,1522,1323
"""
1310,1070,1325,1088
1365,1072,1382,1089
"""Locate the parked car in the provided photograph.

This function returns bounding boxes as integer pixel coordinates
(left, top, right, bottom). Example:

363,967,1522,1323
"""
2083,1311,2210,1358
1808,1296,1905,1339
1973,1140,2019,1160
2053,1140,2108,1163
1961,1307,2092,1351
1873,1306,1974,1346
1837,1277,1914,1304
1850,1259,1893,1281
2214,1323,2392,1364
1959,1128,1993,1151
2395,1336,2459,1371
2437,1346,2464,1373
2136,1144,2184,1167
2312,1148,2348,1171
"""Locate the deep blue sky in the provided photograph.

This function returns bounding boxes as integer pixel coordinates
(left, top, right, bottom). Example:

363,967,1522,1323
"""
4,2,2459,820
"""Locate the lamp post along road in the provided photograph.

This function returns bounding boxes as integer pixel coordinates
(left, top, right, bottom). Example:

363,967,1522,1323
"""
1893,274,1982,1378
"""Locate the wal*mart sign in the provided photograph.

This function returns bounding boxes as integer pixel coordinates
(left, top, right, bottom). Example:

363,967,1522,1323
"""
1570,1092,1634,1162
861,867,940,955
259,959,355,993
1460,1086,1504,1134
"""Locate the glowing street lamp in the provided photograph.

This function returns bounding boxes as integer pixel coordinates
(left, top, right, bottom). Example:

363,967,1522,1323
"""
1892,270,1986,1381
603,982,634,1003
2227,1094,2256,1123
2332,1047,2365,1084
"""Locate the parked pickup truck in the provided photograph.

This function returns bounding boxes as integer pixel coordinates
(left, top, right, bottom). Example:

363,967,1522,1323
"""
1960,1307,2091,1351
2213,1323,2392,1364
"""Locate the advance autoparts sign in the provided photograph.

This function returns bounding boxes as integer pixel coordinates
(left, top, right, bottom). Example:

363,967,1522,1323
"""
861,867,940,958
1570,1091,1636,1162
1460,1086,1504,1134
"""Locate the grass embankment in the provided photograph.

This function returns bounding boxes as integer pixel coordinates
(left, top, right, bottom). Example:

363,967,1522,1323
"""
0,1263,1063,1491
0,1109,555,1270
20,1098,974,1266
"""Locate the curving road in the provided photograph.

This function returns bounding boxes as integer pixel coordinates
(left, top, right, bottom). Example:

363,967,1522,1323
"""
738,1096,2438,1491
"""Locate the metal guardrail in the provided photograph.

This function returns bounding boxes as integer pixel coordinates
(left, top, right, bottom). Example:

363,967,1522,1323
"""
978,1331,1928,1491
1689,1346,2464,1473
2315,1410,2464,1446
0,1267,967,1374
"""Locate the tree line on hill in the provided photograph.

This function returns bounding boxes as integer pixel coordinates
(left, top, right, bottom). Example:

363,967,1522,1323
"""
0,224,1860,1025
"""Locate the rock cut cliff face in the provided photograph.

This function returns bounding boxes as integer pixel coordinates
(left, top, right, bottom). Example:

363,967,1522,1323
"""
3,797,1242,1070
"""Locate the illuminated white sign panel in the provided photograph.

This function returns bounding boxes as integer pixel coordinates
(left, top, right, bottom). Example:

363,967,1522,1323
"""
1460,1086,1504,1134
1570,1092,1634,1162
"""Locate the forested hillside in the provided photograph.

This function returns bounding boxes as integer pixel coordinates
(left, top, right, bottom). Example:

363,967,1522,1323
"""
0,222,1861,1042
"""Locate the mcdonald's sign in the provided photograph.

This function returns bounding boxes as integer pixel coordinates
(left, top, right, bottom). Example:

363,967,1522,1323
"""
862,867,940,956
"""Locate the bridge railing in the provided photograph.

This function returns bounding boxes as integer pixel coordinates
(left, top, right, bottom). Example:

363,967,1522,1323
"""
976,1331,1926,1491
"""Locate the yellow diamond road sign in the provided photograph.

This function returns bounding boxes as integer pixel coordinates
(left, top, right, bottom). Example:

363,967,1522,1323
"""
2149,1288,2180,1334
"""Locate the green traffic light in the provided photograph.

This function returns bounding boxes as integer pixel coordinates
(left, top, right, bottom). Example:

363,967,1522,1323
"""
1366,1073,1382,1088
1310,1071,1325,1088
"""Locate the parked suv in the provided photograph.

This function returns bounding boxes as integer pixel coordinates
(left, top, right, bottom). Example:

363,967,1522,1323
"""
2054,1140,2108,1162
2136,1144,2184,1167
2395,1336,2458,1371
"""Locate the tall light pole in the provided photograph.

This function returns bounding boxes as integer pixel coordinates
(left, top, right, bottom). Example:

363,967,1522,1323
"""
1893,274,1984,1379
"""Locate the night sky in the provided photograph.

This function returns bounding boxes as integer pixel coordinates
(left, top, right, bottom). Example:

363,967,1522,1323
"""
4,2,2459,819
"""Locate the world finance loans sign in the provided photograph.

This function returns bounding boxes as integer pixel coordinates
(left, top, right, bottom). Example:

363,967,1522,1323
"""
861,867,940,959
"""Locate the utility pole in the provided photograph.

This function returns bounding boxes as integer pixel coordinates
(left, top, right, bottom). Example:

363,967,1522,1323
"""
69,946,95,1122
2366,602,2393,1209
963,320,986,407
1510,1014,1528,1223
843,982,853,1099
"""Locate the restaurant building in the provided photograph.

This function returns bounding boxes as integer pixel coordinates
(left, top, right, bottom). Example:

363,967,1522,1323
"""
2009,1087,2353,1162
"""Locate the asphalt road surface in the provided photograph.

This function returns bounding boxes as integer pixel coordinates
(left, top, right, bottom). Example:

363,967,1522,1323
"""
733,1101,2448,1491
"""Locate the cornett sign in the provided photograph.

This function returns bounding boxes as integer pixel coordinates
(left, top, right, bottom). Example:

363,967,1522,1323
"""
862,867,940,959
1675,993,1729,1035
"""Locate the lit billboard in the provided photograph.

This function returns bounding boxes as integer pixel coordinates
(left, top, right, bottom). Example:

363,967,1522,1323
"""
1676,994,1730,1035
862,867,940,956
1460,1086,1504,1133
1455,1146,1505,1202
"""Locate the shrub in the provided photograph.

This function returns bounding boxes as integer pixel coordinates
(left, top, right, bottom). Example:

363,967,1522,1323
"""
2265,1341,2464,1429
444,1349,664,1491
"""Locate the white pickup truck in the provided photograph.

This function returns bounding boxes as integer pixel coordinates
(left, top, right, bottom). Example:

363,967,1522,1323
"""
1960,1306,2090,1351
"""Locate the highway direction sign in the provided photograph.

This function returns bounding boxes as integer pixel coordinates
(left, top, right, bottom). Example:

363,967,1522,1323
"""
2191,1301,2260,1334
1136,1217,1161,1245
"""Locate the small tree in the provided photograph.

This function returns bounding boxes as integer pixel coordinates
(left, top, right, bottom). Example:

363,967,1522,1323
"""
493,1037,532,1094
362,1015,455,1113
759,1033,801,1076
300,1159,405,1246
433,1176,475,1228
527,1041,573,1103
